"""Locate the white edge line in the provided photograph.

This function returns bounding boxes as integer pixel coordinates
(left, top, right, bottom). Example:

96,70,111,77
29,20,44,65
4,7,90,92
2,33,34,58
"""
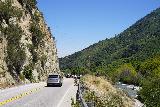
57,85,74,107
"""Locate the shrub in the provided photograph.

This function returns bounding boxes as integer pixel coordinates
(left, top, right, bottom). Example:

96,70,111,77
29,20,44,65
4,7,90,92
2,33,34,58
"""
27,44,38,63
71,98,80,107
30,22,44,48
0,0,22,24
18,0,37,8
40,55,47,69
5,24,26,74
84,91,104,107
139,77,160,107
138,55,160,107
33,10,40,22
115,63,139,84
26,0,37,9
29,21,44,64
23,64,34,82
32,50,38,63
19,73,25,81
139,55,160,77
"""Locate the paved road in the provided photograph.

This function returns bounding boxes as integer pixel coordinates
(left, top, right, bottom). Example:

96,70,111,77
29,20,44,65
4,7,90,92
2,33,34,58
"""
0,78,77,107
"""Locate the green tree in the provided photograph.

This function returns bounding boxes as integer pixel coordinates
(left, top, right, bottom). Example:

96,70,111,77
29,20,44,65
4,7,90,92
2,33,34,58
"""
139,77,160,107
115,63,138,84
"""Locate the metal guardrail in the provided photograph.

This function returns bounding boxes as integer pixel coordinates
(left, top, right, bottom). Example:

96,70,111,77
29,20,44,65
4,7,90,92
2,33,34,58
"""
76,83,88,107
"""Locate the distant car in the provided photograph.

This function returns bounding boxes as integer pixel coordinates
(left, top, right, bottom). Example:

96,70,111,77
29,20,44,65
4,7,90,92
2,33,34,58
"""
65,74,71,78
47,74,63,87
77,75,80,79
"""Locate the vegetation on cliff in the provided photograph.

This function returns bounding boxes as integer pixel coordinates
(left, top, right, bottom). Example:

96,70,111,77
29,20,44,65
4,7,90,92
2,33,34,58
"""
0,0,22,24
0,0,59,85
0,0,25,80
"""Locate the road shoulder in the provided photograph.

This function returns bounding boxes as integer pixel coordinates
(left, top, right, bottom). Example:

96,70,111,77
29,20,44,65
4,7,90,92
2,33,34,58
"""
57,84,78,107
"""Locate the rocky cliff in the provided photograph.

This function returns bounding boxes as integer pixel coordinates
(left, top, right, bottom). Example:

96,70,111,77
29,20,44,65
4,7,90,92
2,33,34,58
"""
0,0,60,88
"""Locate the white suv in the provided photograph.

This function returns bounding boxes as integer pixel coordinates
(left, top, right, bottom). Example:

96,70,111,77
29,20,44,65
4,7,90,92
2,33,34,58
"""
47,74,63,87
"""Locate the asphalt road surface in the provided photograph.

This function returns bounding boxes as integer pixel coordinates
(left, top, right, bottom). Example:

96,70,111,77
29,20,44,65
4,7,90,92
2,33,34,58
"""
0,78,77,107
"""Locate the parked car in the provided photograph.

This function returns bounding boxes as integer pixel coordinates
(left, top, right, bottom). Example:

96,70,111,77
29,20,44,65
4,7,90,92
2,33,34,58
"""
47,74,63,87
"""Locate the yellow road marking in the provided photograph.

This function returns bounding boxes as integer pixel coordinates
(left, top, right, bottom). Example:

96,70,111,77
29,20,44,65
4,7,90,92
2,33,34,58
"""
0,87,43,106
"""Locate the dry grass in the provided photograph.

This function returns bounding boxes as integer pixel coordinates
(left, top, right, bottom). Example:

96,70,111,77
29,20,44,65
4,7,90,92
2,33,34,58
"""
81,75,134,107
0,82,10,89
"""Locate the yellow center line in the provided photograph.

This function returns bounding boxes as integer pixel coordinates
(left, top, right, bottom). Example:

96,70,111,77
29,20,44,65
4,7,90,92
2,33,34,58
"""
0,87,44,106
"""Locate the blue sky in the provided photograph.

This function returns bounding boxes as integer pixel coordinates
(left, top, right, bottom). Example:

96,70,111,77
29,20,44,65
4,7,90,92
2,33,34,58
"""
37,0,160,58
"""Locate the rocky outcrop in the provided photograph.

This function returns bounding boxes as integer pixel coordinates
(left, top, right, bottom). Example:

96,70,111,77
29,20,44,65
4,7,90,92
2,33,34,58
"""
0,0,60,88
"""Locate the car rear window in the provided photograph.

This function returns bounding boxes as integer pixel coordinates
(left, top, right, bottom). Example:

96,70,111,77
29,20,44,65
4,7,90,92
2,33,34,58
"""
48,75,59,78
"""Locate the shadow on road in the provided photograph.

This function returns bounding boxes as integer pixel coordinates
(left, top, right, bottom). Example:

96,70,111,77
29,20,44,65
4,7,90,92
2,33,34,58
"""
45,85,62,87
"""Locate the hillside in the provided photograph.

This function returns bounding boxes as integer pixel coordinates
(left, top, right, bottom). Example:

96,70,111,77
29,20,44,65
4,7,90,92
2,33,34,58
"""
0,0,59,88
59,7,160,107
59,7,160,78
81,75,134,107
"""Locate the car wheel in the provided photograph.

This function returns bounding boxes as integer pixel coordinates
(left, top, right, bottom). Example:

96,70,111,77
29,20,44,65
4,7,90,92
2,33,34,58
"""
47,84,49,87
59,83,62,87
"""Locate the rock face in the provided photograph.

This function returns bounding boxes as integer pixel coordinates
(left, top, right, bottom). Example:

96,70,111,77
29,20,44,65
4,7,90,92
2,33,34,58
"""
0,0,60,88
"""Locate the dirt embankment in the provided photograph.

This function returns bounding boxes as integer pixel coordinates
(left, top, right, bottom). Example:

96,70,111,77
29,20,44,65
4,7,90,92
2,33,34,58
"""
81,75,135,107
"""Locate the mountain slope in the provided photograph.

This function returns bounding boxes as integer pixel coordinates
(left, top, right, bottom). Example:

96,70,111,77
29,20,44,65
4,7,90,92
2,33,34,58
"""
61,7,160,106
0,0,59,88
59,8,160,75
